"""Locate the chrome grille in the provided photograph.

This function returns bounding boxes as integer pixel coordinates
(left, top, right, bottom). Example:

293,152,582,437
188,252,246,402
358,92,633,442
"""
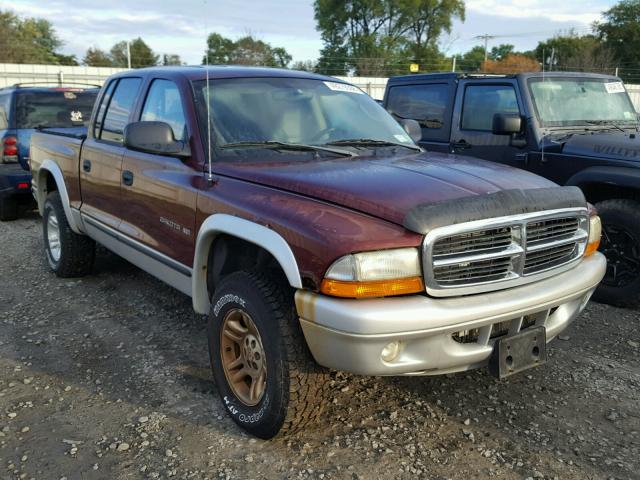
423,209,589,297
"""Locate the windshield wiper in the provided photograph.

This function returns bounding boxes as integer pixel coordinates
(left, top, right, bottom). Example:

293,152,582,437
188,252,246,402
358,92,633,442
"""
326,138,422,152
219,141,355,157
583,120,629,133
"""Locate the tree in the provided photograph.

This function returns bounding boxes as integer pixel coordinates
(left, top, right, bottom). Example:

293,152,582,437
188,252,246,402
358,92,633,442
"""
110,38,158,68
203,33,292,68
482,54,540,74
314,0,465,76
399,0,465,64
291,60,317,72
162,54,183,66
83,47,113,67
0,9,77,65
458,45,486,72
489,44,514,61
595,0,640,79
534,33,613,71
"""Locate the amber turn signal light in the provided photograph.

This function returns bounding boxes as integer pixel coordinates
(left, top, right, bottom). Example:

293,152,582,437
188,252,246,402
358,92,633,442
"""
320,276,424,299
585,215,602,257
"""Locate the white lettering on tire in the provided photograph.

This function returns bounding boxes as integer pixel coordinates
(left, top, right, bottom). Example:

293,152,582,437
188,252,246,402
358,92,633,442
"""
214,294,246,316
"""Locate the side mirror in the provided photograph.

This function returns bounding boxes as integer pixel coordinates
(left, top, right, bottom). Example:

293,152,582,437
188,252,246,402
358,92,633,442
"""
399,118,422,143
124,121,190,158
492,113,522,135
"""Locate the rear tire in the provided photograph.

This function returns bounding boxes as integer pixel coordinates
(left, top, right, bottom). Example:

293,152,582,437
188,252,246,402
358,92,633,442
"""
593,199,640,308
208,271,331,439
0,196,18,221
43,191,95,277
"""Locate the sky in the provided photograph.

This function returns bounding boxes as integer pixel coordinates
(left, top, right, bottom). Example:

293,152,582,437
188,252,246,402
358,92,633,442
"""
0,0,618,65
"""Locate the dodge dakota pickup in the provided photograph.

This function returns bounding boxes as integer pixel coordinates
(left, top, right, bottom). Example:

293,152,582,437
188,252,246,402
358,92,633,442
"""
30,66,606,439
383,72,640,308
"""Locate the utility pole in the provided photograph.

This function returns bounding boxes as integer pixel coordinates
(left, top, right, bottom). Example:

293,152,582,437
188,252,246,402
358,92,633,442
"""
475,34,496,64
452,55,457,72
126,41,131,69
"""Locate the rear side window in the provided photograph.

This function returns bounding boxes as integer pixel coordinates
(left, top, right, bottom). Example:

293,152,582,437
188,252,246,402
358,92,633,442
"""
461,85,519,131
386,84,449,130
0,93,11,129
14,90,98,129
140,80,186,141
100,78,142,143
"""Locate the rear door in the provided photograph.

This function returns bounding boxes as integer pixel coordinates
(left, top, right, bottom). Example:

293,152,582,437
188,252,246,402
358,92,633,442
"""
119,78,198,266
450,80,528,168
384,78,456,153
80,77,142,229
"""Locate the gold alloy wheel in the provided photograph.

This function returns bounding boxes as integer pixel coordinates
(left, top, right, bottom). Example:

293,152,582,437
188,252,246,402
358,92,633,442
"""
220,308,267,406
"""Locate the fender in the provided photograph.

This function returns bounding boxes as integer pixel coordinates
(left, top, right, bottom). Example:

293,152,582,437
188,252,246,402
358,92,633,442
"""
192,214,303,314
566,166,640,190
37,159,84,234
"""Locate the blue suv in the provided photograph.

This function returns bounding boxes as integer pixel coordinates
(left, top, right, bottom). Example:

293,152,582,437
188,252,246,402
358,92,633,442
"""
0,83,99,220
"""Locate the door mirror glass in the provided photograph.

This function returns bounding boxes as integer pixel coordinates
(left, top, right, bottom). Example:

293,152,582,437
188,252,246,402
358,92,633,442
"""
492,113,522,135
124,121,190,157
399,118,422,143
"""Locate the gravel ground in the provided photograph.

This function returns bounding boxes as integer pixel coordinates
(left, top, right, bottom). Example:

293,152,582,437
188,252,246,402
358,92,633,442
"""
0,212,639,480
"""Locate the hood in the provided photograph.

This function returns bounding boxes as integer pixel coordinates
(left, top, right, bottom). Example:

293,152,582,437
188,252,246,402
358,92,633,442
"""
214,151,556,226
558,130,640,162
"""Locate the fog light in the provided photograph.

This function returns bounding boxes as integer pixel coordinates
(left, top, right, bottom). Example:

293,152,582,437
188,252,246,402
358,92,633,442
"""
381,341,402,363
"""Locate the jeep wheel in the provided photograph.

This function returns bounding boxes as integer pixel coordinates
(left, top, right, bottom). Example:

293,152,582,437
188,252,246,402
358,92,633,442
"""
208,271,331,439
43,191,95,277
593,199,640,308
0,196,18,221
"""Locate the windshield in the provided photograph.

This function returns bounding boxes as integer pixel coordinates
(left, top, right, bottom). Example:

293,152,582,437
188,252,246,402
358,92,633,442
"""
15,89,98,129
192,77,415,159
528,77,638,128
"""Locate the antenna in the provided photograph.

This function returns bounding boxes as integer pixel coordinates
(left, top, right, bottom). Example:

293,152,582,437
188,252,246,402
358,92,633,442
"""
203,0,213,182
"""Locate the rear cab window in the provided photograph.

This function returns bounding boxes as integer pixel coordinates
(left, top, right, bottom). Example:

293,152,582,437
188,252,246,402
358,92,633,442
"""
461,85,520,131
14,89,97,129
98,78,142,143
386,83,452,142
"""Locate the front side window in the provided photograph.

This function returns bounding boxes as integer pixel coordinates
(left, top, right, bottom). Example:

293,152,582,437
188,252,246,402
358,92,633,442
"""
461,85,519,131
101,77,142,143
140,79,186,141
386,83,449,130
192,77,415,161
15,89,98,129
528,77,637,127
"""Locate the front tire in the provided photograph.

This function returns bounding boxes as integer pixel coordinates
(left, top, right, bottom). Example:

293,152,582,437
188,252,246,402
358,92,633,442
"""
208,271,331,439
593,199,640,308
43,191,95,277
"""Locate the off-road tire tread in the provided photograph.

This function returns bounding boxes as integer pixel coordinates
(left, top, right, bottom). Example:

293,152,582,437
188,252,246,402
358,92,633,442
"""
0,196,19,221
594,199,640,308
246,271,332,436
44,191,95,277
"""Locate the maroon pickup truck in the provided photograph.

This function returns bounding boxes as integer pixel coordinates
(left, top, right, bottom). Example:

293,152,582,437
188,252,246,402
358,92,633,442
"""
30,66,606,439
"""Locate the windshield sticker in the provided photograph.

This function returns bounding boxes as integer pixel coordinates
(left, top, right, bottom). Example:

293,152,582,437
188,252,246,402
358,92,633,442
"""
604,81,625,94
323,81,364,95
70,110,83,122
63,91,77,99
394,134,412,143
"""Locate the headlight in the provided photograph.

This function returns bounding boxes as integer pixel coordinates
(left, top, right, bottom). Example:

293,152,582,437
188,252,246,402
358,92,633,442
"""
585,215,601,257
320,248,424,298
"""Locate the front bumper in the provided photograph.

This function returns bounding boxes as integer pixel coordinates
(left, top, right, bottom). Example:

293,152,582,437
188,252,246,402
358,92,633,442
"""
296,253,606,376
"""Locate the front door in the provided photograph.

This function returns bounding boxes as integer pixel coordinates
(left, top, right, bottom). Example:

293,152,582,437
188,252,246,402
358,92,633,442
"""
118,79,198,267
80,77,142,229
449,81,528,170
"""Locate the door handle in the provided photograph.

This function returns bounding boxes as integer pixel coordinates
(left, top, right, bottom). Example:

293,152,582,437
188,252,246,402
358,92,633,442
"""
451,139,472,150
82,159,91,172
122,170,134,186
